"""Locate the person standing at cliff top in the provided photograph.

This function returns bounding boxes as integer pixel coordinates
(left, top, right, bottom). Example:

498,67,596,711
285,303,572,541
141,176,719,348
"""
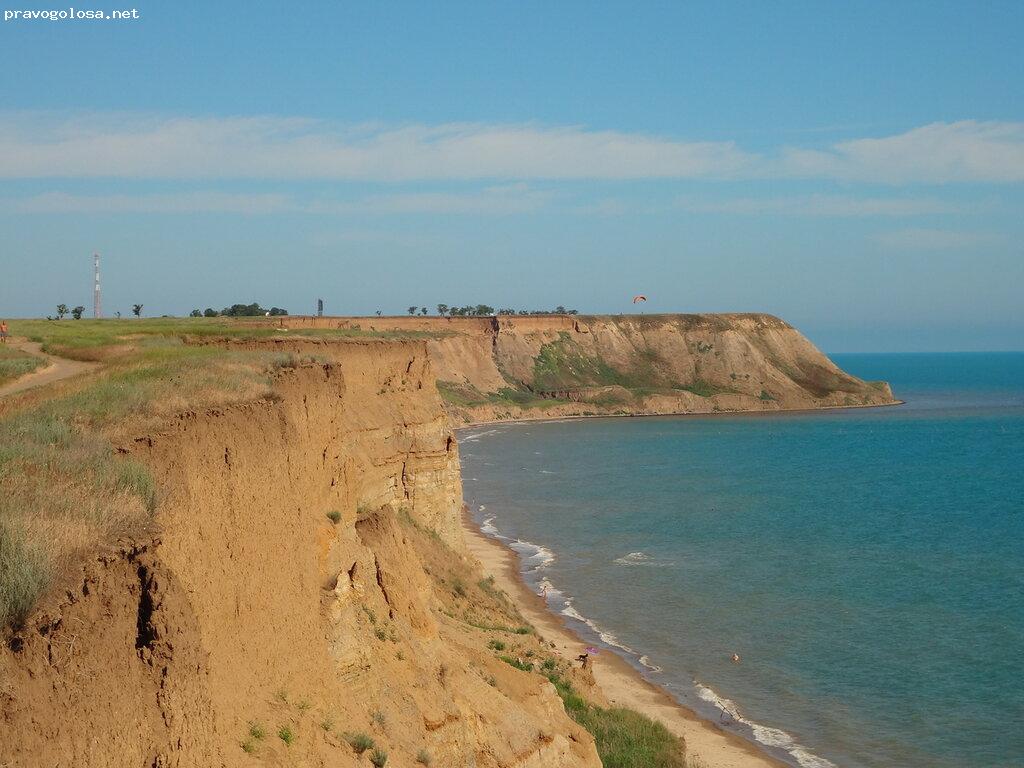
0,321,8,344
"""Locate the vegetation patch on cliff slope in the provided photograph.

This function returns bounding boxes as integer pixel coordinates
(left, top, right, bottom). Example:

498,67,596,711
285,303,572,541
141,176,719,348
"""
547,671,687,768
532,332,634,392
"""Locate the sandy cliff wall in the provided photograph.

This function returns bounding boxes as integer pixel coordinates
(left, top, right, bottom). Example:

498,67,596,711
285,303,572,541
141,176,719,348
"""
0,340,599,768
280,314,896,422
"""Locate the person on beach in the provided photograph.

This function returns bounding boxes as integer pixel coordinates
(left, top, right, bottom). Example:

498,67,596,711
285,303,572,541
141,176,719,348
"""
576,652,591,670
0,321,7,344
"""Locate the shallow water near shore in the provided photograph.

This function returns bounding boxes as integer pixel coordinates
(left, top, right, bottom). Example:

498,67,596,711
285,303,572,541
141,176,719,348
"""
460,353,1024,768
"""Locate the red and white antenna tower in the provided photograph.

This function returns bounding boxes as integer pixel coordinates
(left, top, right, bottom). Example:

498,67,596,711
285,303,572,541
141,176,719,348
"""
93,252,102,318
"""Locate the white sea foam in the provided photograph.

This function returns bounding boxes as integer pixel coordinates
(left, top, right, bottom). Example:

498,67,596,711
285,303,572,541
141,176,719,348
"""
479,516,508,540
460,428,502,442
539,469,555,474
695,683,838,768
510,539,555,571
560,598,635,654
613,551,675,567
614,551,651,564
638,655,664,673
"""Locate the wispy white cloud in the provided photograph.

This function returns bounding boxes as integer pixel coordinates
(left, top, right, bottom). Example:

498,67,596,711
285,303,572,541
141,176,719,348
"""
673,194,970,217
781,121,1024,184
3,183,552,216
8,190,292,214
873,228,1003,250
0,113,750,181
313,183,555,214
1,113,1021,186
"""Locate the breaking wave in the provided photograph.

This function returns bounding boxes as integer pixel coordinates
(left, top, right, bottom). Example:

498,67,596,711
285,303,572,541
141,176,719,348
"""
613,551,675,567
695,684,838,768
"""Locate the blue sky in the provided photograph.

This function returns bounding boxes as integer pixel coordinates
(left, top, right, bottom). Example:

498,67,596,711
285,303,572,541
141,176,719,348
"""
1,1,1022,350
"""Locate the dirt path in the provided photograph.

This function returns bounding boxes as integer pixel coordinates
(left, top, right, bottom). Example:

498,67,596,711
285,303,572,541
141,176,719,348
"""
0,340,99,398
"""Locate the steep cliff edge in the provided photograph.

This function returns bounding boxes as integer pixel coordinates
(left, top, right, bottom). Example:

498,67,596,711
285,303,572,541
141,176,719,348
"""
0,341,600,768
279,314,896,423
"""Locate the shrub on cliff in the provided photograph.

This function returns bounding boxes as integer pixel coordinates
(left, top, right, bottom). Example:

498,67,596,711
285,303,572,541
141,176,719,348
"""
346,732,374,754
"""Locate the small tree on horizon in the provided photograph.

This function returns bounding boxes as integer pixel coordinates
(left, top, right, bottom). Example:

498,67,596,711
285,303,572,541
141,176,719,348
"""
407,306,418,315
190,309,202,318
132,304,143,318
71,306,85,320
56,304,68,320
420,307,428,315
436,304,449,317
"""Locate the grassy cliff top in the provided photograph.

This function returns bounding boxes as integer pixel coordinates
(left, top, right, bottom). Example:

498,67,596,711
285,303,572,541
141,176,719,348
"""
2,318,444,630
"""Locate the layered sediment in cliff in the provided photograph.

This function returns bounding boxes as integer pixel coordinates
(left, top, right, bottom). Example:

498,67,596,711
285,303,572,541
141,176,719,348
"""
0,340,599,768
281,314,896,422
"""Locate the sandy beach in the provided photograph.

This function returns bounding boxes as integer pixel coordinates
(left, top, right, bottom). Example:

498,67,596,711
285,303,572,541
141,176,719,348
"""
460,507,791,768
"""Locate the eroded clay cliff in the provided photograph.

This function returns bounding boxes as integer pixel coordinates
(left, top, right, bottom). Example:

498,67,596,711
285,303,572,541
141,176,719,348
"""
279,314,895,422
0,340,599,768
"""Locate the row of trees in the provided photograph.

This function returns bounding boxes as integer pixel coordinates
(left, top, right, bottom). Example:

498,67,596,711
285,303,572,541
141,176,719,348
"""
189,303,288,318
406,304,579,317
48,303,142,320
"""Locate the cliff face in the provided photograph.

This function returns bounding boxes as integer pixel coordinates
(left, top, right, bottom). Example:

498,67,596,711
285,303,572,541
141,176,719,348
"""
0,341,599,768
281,314,896,422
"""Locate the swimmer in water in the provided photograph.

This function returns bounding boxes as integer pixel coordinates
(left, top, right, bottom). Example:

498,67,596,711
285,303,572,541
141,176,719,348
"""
731,653,740,663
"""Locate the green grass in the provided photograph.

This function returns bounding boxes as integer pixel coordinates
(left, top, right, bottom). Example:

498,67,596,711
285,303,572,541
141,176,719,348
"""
325,510,342,524
547,673,685,768
0,345,44,386
679,379,726,398
436,380,560,411
436,380,488,407
7,317,450,361
277,725,295,746
416,748,432,765
369,747,389,767
499,654,534,673
346,732,375,754
532,333,630,392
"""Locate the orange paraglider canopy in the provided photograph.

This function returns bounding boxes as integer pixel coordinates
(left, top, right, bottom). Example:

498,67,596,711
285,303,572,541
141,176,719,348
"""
632,295,648,303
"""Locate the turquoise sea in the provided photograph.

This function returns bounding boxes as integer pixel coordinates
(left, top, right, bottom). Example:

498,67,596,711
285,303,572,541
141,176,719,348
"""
460,353,1024,768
